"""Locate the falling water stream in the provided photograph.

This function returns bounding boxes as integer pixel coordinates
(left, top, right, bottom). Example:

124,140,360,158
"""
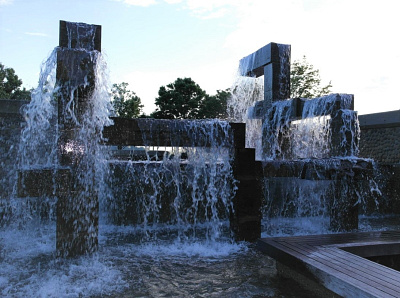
0,29,396,296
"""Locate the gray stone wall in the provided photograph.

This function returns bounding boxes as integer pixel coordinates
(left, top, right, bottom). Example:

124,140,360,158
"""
358,110,400,214
359,110,400,164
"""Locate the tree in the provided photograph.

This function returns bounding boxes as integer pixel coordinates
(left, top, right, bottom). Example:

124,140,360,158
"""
290,56,332,98
0,62,31,100
151,78,229,119
111,82,143,118
152,77,206,119
197,89,229,119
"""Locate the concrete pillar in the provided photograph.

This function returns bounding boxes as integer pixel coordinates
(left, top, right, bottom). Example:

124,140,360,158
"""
56,20,101,257
230,123,263,242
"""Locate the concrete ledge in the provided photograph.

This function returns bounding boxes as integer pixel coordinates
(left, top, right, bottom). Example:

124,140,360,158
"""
239,42,290,78
0,99,27,114
359,110,400,129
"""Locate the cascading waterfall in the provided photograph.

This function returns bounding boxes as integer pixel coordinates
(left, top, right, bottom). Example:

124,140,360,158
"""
14,32,235,246
104,119,236,242
2,28,396,296
227,73,264,157
0,20,248,296
13,42,113,233
18,50,58,170
262,93,358,160
260,93,385,235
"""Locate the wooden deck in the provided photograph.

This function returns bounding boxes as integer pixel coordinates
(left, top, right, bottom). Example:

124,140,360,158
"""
257,231,400,297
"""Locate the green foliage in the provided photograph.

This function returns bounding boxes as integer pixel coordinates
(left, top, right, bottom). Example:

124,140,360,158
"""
111,82,143,118
290,56,332,98
0,62,31,100
152,78,206,119
152,77,229,119
197,89,229,119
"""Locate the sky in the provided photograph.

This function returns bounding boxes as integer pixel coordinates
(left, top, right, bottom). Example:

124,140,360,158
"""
0,0,399,115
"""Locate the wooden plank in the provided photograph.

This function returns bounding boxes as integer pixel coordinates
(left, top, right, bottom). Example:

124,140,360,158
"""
269,231,400,245
320,246,400,285
280,240,400,292
279,240,400,297
276,235,400,286
299,245,400,295
340,242,400,257
258,231,400,297
259,238,391,297
259,239,386,297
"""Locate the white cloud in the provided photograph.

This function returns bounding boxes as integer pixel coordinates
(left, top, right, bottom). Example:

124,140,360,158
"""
218,0,400,114
183,0,237,18
113,0,157,7
112,0,400,115
163,0,182,4
0,0,13,6
24,32,48,37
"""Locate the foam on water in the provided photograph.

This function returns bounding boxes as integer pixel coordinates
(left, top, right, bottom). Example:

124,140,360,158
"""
2,214,398,297
0,222,257,297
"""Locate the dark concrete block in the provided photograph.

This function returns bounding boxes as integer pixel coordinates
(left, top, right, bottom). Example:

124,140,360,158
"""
0,99,27,114
239,43,278,77
231,146,263,242
59,20,101,52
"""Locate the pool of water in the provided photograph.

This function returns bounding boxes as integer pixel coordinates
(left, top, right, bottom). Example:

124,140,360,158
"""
1,215,399,297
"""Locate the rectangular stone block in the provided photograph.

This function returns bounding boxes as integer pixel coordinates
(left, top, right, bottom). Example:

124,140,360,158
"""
59,20,101,52
239,43,281,77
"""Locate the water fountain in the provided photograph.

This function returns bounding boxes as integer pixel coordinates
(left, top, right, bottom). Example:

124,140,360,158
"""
16,20,257,258
238,42,375,232
1,21,399,296
17,21,107,258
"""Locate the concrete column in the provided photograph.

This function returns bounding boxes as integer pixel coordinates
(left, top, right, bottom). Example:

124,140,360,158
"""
230,123,263,242
56,20,101,257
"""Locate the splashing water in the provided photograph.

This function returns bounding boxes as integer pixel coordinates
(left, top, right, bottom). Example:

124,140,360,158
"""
1,31,394,296
227,73,264,158
19,50,58,170
262,94,359,160
104,119,236,242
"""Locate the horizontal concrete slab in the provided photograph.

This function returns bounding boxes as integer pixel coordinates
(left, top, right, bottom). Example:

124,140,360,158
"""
359,110,400,129
239,42,290,77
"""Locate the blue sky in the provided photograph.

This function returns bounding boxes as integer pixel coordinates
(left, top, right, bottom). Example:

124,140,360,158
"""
1,0,399,115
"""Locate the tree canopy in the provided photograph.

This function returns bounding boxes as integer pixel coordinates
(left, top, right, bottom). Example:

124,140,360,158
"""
152,78,205,119
148,57,330,119
151,77,229,119
197,89,229,119
0,62,31,100
111,82,143,118
290,56,332,98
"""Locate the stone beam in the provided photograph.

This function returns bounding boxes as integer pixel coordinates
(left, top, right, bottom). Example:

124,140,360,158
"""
59,20,101,51
239,42,291,105
103,118,243,148
249,94,354,120
239,43,281,77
